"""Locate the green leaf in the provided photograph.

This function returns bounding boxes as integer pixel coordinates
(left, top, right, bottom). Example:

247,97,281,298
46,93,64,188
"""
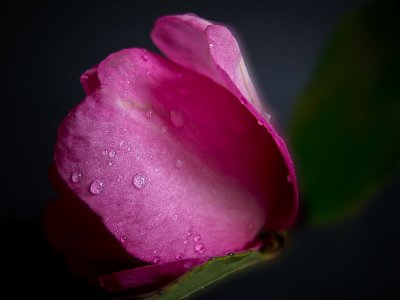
148,232,284,300
289,0,400,224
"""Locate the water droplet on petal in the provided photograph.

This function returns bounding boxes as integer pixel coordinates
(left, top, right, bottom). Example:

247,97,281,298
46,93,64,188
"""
108,150,116,158
209,41,215,47
127,146,132,151
120,236,127,243
194,243,205,254
153,248,159,254
172,214,178,221
90,179,104,195
174,158,184,168
183,239,189,245
264,112,271,121
193,234,201,242
187,231,192,237
108,161,113,166
175,253,183,260
133,173,146,189
141,55,148,62
153,256,160,264
287,174,292,182
102,150,108,156
71,172,82,183
170,110,184,128
145,109,154,119
257,120,263,125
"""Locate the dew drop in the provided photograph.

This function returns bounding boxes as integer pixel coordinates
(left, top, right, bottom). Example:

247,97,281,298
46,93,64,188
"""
209,41,215,48
172,214,178,221
102,150,108,156
120,236,127,243
264,112,271,121
183,239,189,245
71,172,82,183
153,256,160,264
170,110,184,128
174,158,184,168
257,120,263,125
193,234,201,242
141,55,148,62
119,141,124,146
153,248,159,254
108,161,113,166
108,150,116,158
127,146,132,151
175,253,183,260
117,175,123,182
133,174,146,189
187,231,192,237
90,179,104,195
145,109,154,119
194,243,205,254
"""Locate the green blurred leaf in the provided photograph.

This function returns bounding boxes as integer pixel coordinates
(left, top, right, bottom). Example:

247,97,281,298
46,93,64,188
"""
148,232,284,300
290,0,400,224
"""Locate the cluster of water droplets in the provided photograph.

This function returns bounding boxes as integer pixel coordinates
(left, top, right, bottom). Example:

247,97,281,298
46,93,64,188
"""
182,231,206,255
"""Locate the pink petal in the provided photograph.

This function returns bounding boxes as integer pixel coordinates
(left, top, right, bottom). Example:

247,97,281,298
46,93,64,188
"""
45,168,144,280
80,67,100,95
151,14,298,229
99,258,207,292
55,47,277,264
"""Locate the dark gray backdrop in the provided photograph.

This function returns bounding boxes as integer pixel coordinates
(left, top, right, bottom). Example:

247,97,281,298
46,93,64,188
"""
2,0,399,299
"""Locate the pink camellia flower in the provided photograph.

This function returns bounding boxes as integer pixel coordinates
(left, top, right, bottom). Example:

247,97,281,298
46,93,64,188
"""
45,14,298,293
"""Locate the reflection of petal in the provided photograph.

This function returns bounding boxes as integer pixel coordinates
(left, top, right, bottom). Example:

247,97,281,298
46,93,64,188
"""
99,258,207,292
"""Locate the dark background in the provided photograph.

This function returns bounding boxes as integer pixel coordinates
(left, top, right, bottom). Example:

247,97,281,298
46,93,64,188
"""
2,0,399,299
